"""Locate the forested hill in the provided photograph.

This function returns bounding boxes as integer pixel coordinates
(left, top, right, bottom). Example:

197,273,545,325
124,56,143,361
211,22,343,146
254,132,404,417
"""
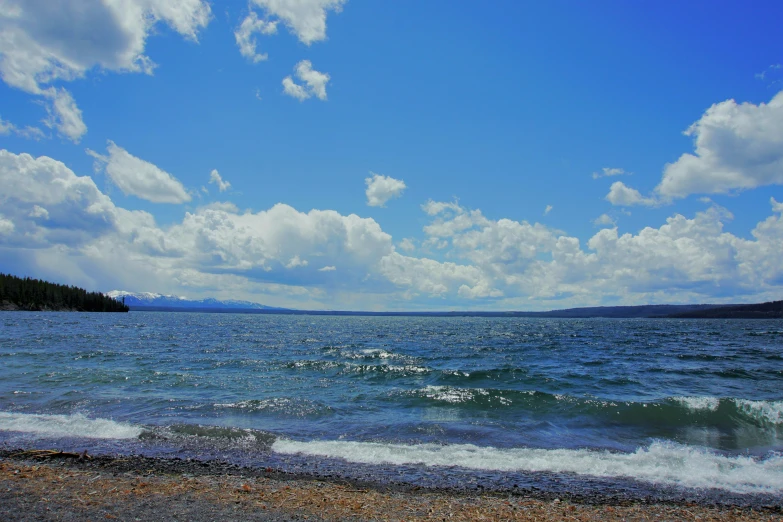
0,273,129,312
666,300,783,319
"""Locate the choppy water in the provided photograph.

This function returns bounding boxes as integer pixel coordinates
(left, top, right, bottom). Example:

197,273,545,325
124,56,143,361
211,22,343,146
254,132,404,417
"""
1,312,782,499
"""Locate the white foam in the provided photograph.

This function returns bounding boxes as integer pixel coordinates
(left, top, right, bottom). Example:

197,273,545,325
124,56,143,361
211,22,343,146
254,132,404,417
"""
416,386,511,405
0,412,142,439
272,439,783,494
734,399,783,425
673,396,720,412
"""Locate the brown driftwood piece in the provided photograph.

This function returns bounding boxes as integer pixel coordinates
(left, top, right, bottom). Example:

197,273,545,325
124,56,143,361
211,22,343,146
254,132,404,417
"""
13,449,92,460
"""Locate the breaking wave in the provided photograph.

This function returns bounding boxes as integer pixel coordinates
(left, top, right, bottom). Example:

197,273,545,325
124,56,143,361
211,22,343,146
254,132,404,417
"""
272,439,783,494
0,412,142,439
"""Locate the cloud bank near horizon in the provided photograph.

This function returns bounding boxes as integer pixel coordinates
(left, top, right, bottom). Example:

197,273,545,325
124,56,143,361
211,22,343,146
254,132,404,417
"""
2,146,782,310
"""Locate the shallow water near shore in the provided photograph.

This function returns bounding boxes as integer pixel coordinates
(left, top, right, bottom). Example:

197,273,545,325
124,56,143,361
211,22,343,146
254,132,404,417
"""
1,311,782,503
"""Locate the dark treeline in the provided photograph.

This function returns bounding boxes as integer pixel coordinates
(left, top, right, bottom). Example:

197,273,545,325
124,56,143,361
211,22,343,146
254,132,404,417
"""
0,273,129,312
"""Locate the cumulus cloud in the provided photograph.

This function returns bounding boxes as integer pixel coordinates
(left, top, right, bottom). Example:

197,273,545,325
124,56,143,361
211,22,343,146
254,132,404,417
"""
606,181,658,207
410,198,783,304
87,141,191,204
365,172,406,207
544,205,553,215
250,0,346,45
592,167,629,179
234,11,277,63
0,0,211,140
398,238,416,252
209,169,231,192
0,215,14,235
379,252,497,298
656,90,783,199
5,149,783,309
282,60,330,101
0,149,146,248
421,200,462,216
0,148,395,300
593,214,616,227
282,77,310,101
286,255,308,268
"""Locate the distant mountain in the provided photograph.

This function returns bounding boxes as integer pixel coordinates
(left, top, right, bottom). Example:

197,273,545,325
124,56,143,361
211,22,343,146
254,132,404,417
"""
527,304,726,319
105,291,781,318
106,291,283,311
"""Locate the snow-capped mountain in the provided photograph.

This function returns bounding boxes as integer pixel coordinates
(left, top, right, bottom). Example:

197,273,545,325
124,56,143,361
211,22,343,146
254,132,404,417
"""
106,291,282,310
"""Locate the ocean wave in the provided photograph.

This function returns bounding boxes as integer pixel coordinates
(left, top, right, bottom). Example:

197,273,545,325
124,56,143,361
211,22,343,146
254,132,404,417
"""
212,398,333,417
284,359,429,377
342,363,430,376
410,385,513,405
272,439,783,494
144,423,276,448
673,397,783,425
0,412,142,439
672,396,721,412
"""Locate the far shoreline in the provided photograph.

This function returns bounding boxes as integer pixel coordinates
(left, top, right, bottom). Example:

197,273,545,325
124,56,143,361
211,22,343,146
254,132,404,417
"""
13,299,777,319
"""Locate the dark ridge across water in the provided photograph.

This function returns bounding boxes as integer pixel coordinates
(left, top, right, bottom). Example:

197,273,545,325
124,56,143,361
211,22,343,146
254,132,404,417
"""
125,300,783,318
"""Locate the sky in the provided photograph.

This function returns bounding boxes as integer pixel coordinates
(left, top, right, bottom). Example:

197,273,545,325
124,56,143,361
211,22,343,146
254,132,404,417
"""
1,0,782,311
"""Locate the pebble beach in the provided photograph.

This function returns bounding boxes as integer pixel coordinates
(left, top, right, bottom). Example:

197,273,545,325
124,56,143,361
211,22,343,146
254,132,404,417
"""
2,451,780,521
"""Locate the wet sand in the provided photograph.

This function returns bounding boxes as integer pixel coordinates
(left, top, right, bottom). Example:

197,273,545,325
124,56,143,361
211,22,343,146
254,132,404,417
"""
1,451,780,521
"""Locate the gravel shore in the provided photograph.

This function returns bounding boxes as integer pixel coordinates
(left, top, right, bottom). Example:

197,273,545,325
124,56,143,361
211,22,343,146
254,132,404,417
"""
1,451,780,521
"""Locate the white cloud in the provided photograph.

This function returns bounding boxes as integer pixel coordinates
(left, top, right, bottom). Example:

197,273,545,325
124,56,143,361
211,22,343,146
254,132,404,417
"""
0,149,143,248
198,201,239,213
286,255,308,268
593,214,615,227
29,205,49,219
421,200,462,216
5,149,783,309
379,252,495,298
282,76,310,101
42,87,86,142
87,141,191,204
0,0,211,140
592,167,629,179
412,198,783,304
0,215,15,235
250,0,346,45
756,64,781,81
544,205,553,215
282,60,330,101
656,90,783,199
398,238,416,252
234,11,277,63
606,181,658,207
0,115,45,140
209,169,231,192
365,172,406,207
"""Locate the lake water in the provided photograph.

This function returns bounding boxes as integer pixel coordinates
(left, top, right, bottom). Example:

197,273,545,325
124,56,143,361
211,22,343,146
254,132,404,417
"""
1,312,782,499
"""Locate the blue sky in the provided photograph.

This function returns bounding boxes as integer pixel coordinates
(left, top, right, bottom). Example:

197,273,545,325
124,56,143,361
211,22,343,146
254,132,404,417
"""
1,0,782,310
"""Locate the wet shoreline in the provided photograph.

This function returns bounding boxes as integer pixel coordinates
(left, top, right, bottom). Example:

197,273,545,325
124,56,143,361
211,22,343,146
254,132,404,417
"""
1,448,781,512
